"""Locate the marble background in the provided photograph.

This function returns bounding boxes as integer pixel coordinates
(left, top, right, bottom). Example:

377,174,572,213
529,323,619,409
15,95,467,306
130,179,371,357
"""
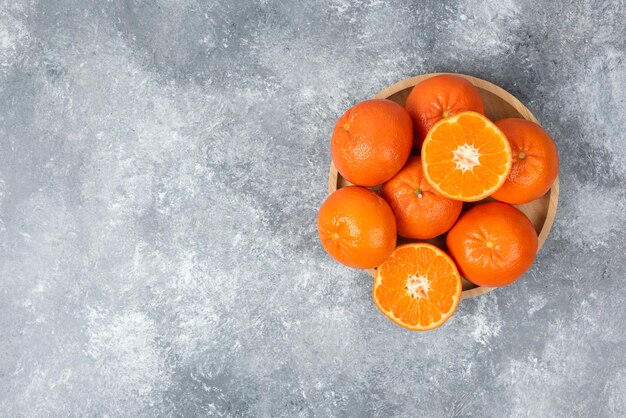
0,0,624,416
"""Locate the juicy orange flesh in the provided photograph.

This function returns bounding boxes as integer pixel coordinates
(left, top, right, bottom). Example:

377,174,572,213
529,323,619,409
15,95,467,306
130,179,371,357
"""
374,245,459,328
423,113,510,199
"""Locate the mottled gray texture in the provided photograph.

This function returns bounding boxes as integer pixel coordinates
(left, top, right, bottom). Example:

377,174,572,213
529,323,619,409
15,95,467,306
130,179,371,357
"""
0,0,624,416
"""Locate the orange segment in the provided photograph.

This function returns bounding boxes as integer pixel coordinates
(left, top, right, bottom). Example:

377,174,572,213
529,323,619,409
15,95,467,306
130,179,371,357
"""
421,111,512,201
372,243,462,331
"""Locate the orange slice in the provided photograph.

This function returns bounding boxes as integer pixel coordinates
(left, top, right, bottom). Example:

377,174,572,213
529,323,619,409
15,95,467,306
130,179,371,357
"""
421,111,512,201
372,243,462,331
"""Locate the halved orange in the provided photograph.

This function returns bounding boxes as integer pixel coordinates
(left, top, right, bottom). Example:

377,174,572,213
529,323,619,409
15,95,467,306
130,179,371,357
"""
372,243,462,331
421,111,512,201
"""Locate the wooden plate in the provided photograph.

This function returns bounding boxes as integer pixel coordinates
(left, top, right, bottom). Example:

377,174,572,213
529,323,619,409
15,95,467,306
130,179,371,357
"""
327,73,559,299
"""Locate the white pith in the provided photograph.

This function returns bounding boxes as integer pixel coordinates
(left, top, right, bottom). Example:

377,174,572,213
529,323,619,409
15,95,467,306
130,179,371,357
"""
452,143,481,172
405,274,430,299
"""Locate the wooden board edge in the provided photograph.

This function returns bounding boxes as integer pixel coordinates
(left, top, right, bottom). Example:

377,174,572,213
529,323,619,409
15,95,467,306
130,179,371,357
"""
537,176,560,248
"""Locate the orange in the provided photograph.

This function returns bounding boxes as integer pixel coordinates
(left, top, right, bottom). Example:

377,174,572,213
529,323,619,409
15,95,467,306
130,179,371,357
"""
318,186,396,269
381,156,462,239
491,118,559,204
405,74,485,149
331,99,413,186
446,202,538,287
372,243,462,331
421,111,512,202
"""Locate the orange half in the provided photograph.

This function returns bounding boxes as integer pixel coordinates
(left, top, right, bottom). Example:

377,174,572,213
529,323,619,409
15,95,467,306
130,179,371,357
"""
421,111,512,201
372,243,462,331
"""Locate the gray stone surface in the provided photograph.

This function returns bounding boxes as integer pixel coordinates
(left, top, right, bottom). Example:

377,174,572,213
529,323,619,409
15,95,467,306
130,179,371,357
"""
0,0,624,416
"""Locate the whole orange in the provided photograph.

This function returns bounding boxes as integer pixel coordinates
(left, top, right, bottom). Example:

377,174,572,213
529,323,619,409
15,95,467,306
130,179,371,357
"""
405,74,485,149
318,186,396,269
331,99,413,187
381,156,462,239
491,118,559,204
446,202,538,287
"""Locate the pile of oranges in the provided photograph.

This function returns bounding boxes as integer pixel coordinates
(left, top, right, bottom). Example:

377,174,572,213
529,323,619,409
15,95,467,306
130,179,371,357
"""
318,74,559,331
